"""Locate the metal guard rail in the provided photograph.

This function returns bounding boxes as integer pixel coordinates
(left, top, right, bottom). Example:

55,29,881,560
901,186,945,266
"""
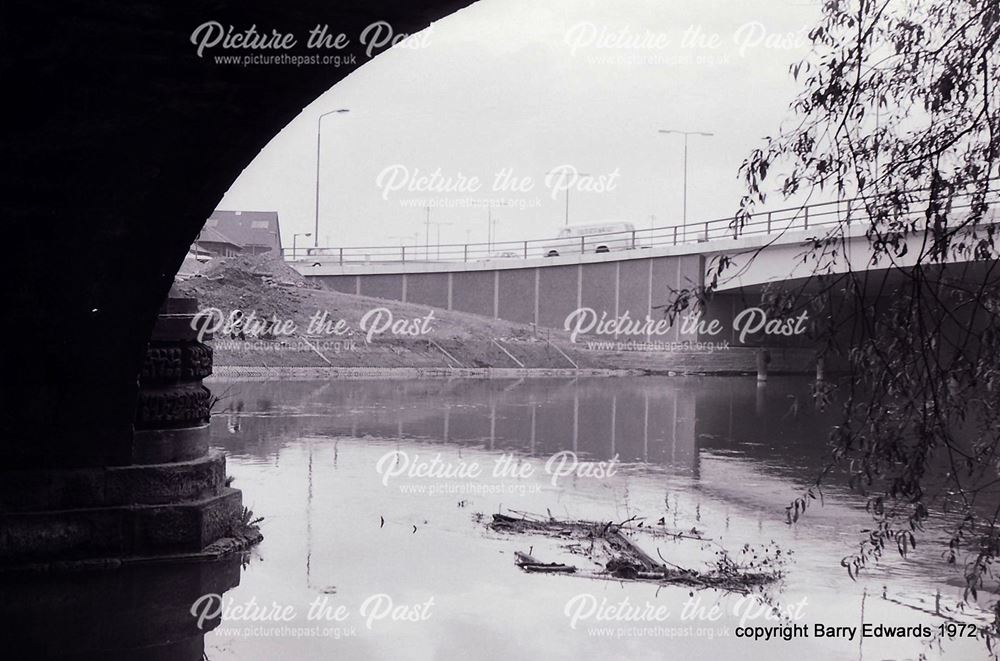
284,186,1000,265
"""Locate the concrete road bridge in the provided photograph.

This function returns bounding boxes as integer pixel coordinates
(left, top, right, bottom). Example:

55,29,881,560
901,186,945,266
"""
290,187,1000,345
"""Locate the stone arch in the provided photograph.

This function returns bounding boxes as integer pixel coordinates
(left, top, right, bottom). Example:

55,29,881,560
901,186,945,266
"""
4,0,474,467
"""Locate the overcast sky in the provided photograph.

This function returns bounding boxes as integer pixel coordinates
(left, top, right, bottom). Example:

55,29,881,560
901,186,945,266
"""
219,0,822,250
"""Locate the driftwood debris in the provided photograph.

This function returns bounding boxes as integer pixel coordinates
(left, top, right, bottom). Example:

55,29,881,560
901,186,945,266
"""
514,550,576,573
489,512,781,592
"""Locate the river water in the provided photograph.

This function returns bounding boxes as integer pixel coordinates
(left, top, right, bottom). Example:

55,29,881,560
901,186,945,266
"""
202,376,987,660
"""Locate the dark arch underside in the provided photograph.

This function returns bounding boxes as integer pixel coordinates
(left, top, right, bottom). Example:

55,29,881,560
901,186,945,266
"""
2,0,472,467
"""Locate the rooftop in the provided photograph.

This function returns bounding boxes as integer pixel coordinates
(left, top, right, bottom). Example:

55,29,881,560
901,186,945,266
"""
202,210,282,252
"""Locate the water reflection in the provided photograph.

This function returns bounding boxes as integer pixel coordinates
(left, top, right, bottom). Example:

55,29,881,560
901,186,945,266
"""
214,376,839,481
5,378,982,661
199,376,982,661
1,556,242,660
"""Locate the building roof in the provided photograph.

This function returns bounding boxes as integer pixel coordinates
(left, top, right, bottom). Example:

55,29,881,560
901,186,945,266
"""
195,226,240,248
203,210,282,252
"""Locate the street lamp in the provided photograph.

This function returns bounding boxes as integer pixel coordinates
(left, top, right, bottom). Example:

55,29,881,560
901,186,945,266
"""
430,221,453,259
546,169,591,226
487,211,500,253
423,206,431,260
658,129,713,224
315,108,350,248
292,232,312,261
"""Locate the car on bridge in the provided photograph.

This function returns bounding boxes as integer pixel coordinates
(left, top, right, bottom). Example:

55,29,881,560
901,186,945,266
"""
545,221,639,257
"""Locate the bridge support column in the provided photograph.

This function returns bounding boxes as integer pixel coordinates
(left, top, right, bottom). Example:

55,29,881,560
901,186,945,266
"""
0,285,253,569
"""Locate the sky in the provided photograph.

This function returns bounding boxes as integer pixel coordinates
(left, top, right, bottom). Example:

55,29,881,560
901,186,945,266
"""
218,0,824,251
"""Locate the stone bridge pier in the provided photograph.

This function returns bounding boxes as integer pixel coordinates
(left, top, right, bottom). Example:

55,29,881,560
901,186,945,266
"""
0,286,247,567
2,0,456,566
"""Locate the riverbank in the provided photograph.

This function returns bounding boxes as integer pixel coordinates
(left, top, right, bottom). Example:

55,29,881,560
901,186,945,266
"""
205,349,817,382
207,366,642,381
181,255,819,376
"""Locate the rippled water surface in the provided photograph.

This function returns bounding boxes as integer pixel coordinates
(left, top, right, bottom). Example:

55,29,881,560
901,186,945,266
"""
203,376,987,660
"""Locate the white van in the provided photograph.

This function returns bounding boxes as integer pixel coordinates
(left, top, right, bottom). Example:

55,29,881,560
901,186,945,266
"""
545,221,637,257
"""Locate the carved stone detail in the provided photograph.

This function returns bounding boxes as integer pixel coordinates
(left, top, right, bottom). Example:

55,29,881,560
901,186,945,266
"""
140,343,213,382
134,384,212,429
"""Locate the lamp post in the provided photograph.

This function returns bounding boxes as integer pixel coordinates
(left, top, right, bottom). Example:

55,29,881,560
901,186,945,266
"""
424,206,431,260
430,221,453,259
292,232,311,261
487,210,501,253
546,169,591,226
315,108,350,248
657,129,713,224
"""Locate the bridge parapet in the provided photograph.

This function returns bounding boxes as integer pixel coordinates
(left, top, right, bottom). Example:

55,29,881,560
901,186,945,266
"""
286,185,999,270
